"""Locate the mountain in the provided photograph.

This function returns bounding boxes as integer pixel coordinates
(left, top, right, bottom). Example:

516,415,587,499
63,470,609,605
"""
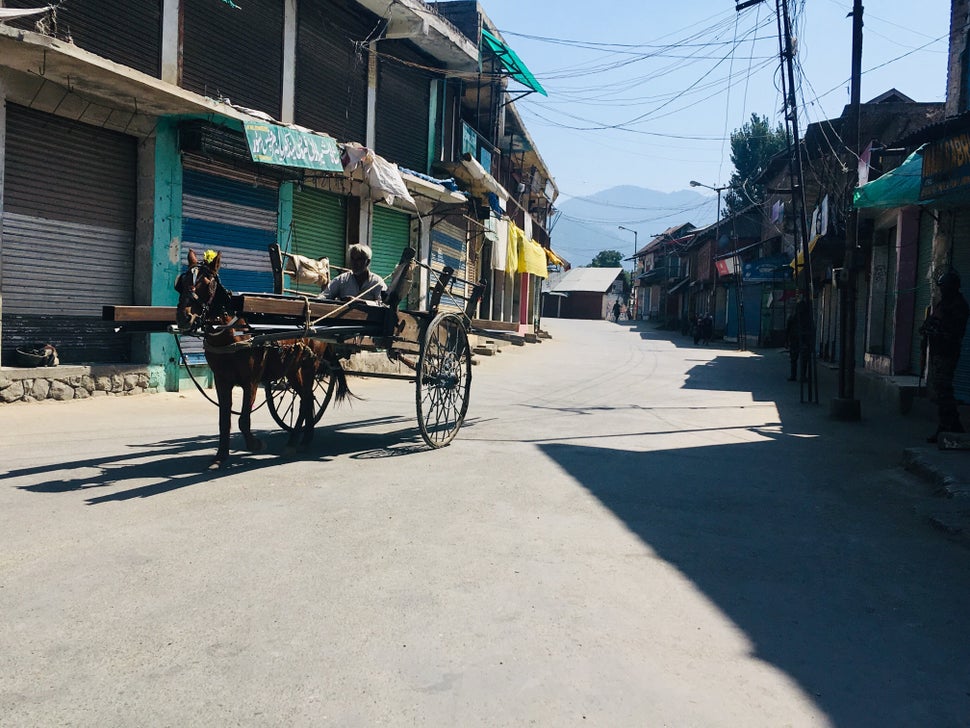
549,185,718,268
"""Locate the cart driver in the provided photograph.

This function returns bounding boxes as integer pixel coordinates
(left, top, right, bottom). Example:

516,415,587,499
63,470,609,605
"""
319,243,387,303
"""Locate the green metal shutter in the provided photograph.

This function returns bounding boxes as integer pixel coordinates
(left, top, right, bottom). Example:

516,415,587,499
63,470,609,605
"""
371,205,411,280
292,188,347,294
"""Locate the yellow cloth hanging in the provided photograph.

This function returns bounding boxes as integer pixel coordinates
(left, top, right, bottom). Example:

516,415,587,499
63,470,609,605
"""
517,234,548,279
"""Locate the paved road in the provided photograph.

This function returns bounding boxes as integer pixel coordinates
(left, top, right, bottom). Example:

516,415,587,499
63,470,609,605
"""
2,319,969,727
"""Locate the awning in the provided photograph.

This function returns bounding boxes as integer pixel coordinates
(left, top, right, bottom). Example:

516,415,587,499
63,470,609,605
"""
481,29,547,97
243,120,343,172
854,145,927,210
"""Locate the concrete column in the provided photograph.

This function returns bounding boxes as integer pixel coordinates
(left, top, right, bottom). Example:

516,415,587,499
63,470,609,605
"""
418,216,431,309
280,0,297,124
366,41,377,149
161,0,181,85
148,119,184,391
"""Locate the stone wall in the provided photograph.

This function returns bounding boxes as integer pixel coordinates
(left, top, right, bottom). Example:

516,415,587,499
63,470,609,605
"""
0,365,157,404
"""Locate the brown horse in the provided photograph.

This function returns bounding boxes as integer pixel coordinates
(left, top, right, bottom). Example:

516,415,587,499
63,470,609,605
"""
175,249,349,469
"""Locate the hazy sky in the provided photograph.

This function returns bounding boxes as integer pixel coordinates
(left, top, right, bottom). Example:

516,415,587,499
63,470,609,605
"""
470,0,951,204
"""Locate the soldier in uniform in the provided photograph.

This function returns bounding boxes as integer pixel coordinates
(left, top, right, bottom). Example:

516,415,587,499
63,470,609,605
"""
920,269,970,443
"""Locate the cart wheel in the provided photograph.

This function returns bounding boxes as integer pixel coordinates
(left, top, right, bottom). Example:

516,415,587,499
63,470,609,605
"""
416,312,472,448
265,371,336,432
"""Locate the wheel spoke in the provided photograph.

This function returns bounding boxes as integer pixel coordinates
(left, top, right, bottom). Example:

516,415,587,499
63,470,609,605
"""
416,313,471,447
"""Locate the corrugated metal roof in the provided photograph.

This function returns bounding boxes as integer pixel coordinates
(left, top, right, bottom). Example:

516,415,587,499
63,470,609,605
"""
550,267,624,293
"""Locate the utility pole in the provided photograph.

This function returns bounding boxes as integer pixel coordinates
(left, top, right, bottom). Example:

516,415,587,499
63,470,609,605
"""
739,0,817,401
778,0,817,403
832,0,864,421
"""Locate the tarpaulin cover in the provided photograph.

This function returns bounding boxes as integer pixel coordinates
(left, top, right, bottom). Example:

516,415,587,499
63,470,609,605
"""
853,146,926,210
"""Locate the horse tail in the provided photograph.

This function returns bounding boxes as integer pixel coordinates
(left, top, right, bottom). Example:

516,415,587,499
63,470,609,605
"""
327,355,356,405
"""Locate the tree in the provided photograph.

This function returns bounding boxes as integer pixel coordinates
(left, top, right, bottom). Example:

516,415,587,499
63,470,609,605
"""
723,113,789,217
590,250,623,268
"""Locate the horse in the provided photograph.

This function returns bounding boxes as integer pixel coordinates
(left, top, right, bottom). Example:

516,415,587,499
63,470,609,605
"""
174,249,350,469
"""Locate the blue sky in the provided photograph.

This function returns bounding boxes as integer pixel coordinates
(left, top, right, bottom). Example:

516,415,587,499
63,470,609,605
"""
470,0,951,203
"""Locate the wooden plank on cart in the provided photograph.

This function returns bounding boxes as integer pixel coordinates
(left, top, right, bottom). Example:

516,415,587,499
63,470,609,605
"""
233,294,388,324
103,305,177,322
102,305,176,332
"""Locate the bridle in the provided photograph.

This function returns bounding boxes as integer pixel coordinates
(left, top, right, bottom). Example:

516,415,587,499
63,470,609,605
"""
176,264,236,335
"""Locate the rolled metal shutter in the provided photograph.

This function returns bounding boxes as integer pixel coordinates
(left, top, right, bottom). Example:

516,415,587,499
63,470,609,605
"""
947,209,970,400
2,104,136,364
430,218,468,310
182,156,280,295
182,0,284,118
291,188,347,294
375,40,433,172
370,205,411,280
910,211,935,373
2,0,161,76
294,0,372,142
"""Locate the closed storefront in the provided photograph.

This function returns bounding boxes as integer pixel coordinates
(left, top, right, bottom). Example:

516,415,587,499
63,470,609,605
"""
182,0,284,118
181,156,280,294
375,40,434,172
295,0,373,143
291,187,348,293
2,104,137,364
947,209,970,400
371,205,412,281
4,0,161,77
430,218,468,311
910,210,935,373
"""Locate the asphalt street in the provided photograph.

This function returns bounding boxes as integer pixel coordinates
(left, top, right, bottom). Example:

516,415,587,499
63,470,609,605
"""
1,319,969,727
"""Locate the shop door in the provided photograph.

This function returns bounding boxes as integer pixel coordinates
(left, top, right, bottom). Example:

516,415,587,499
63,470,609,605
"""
2,104,136,364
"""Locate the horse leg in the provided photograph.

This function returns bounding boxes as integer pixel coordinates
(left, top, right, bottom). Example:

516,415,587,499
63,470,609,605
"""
298,364,317,451
240,380,265,454
212,379,234,469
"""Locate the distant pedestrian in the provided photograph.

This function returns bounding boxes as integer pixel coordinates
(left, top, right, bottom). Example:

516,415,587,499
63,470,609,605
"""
700,313,713,345
786,298,814,383
920,269,969,443
612,300,621,322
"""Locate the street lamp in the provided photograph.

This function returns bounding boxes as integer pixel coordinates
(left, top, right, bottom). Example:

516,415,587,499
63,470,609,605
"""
618,225,638,319
689,180,745,350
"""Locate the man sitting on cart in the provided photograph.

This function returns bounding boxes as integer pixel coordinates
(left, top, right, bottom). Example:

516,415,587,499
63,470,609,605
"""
319,243,387,303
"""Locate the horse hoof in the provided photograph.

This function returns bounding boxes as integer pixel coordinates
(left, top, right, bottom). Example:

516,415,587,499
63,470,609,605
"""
245,439,265,453
208,459,225,470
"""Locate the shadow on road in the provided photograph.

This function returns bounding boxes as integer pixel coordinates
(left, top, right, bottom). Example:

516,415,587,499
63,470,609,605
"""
536,333,970,727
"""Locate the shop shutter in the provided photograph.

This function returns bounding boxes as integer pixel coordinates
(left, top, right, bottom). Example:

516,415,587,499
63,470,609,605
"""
370,205,411,281
291,188,347,294
910,210,935,373
375,40,434,172
3,0,161,76
294,0,372,142
2,105,136,364
430,219,468,311
182,156,280,295
182,0,284,118
948,209,970,401
854,268,869,370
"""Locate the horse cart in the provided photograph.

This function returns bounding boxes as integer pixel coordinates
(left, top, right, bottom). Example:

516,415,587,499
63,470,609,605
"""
103,244,485,467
